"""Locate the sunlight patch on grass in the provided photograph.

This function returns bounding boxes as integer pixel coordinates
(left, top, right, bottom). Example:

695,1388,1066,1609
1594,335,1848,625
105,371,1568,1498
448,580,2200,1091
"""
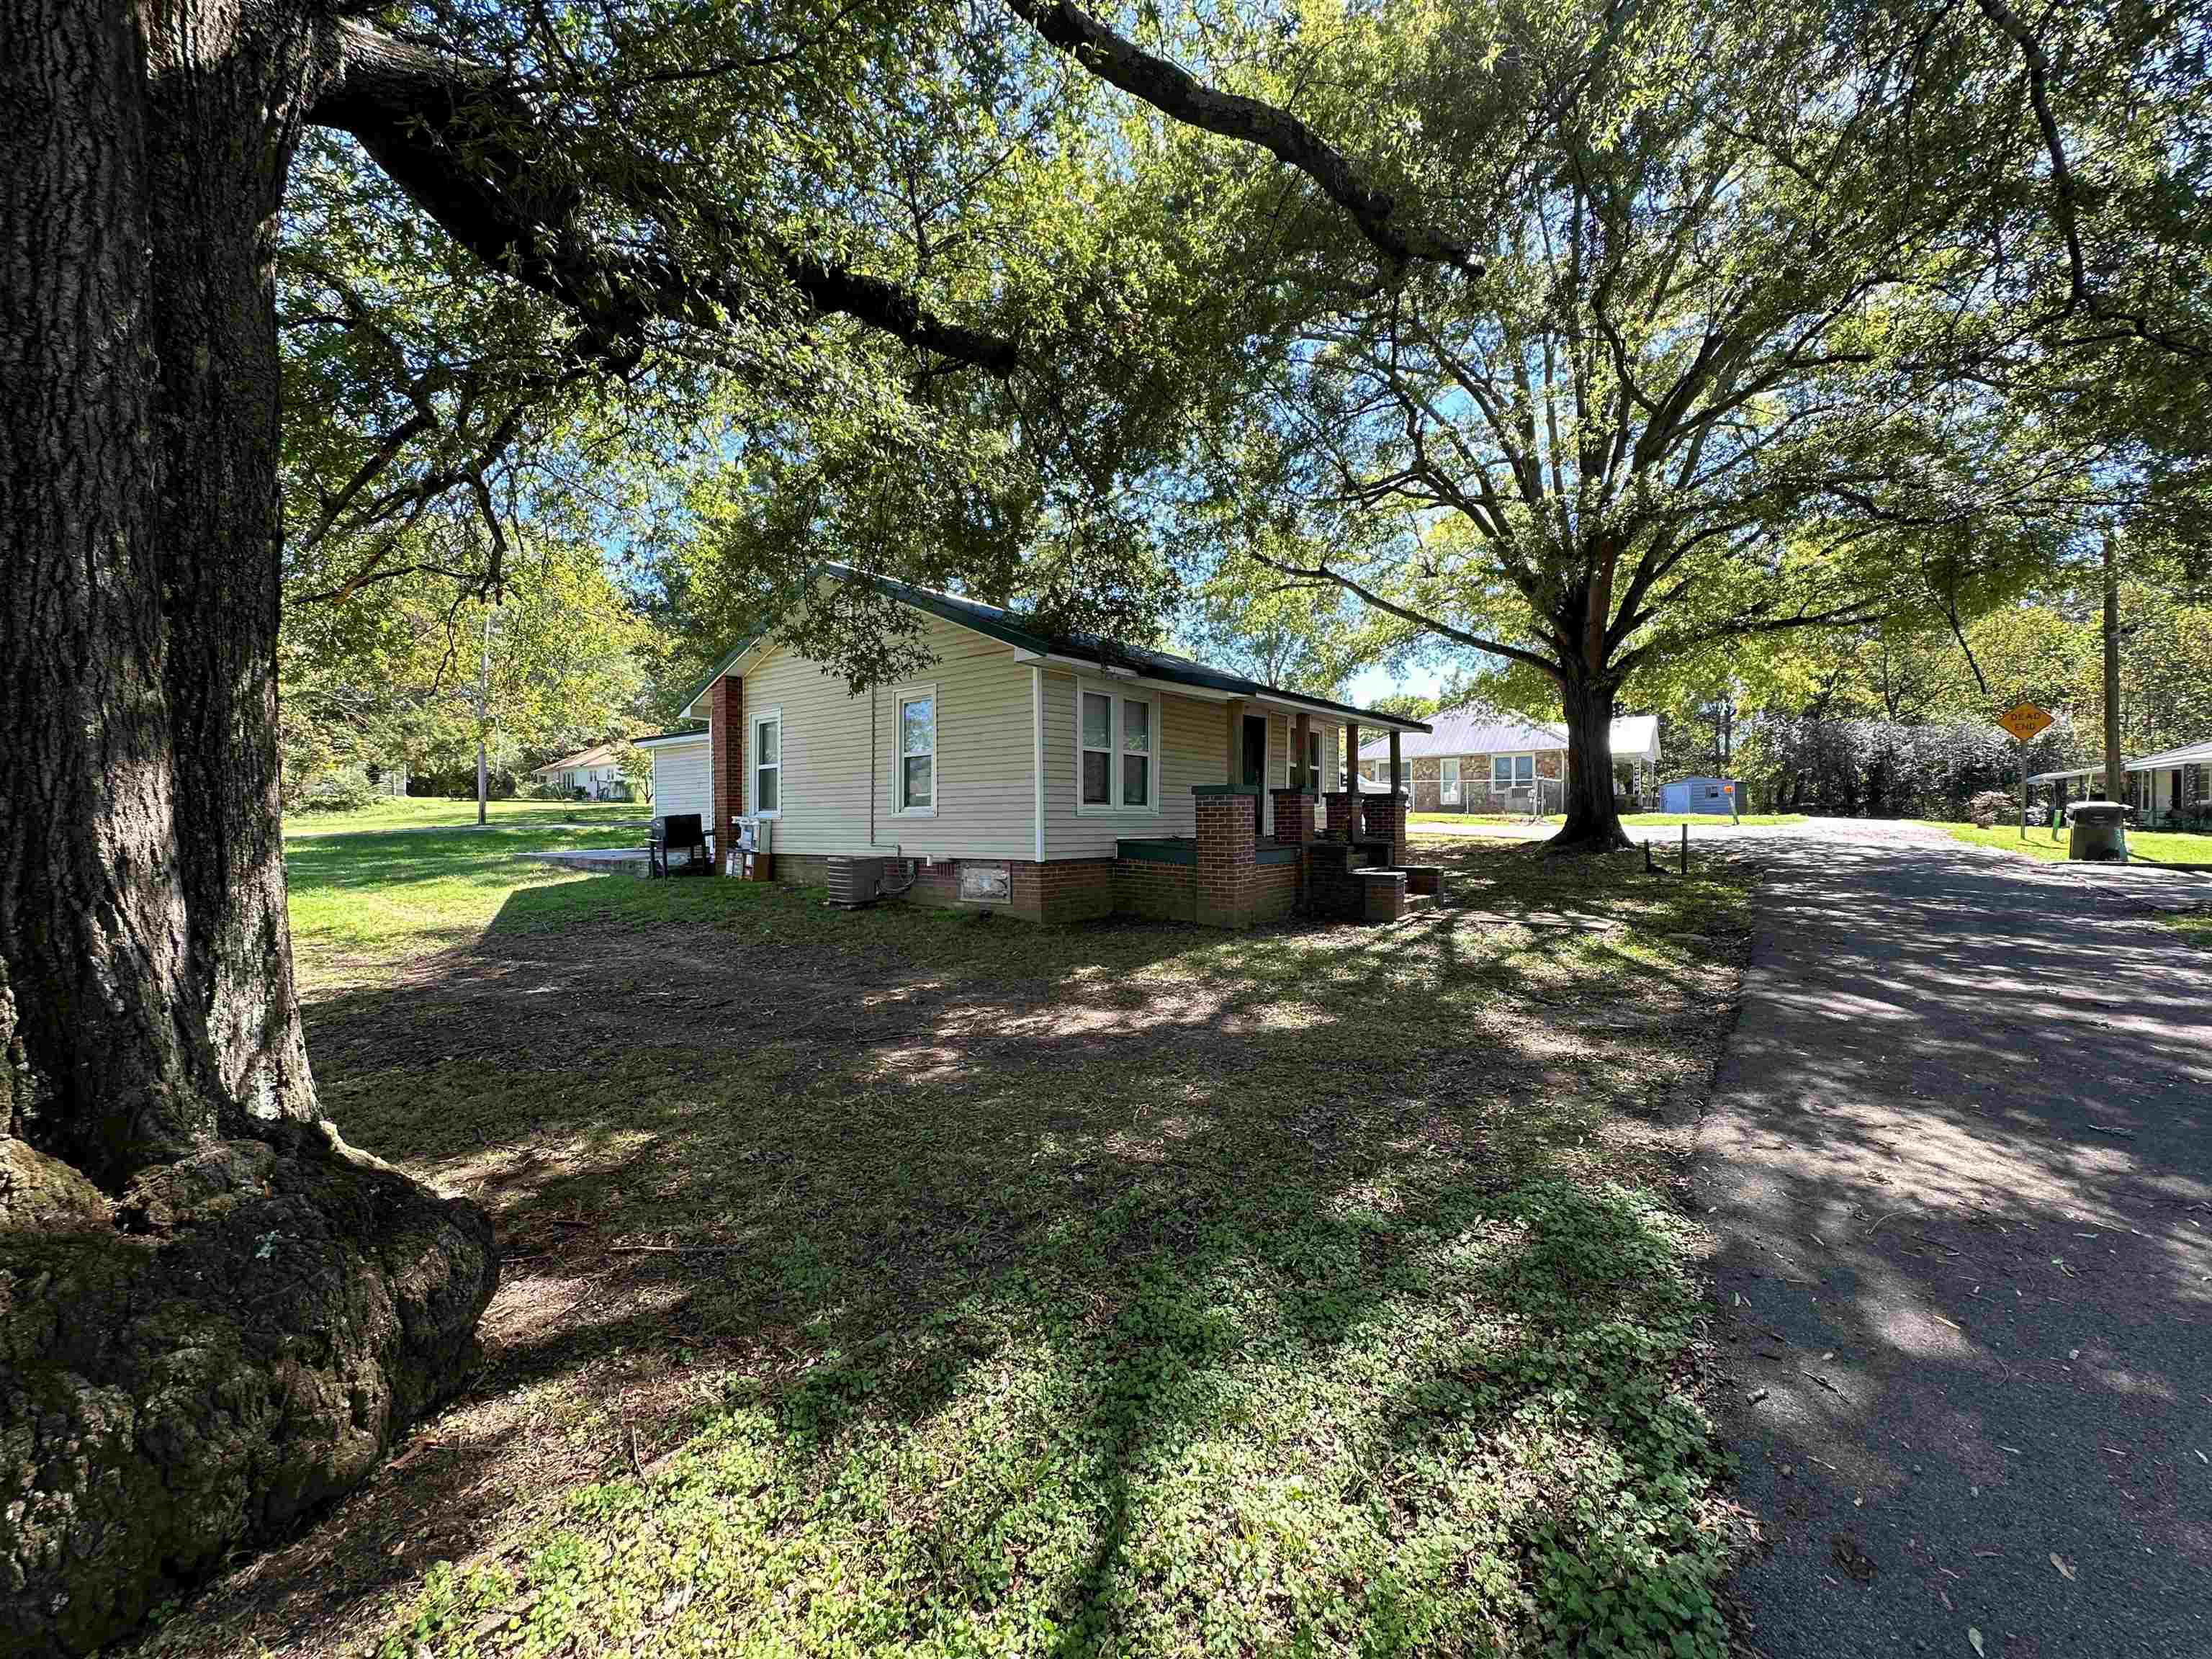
270,832,1758,1658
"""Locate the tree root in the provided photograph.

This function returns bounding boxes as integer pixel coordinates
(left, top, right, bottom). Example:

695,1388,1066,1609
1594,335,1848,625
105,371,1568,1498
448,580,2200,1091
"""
0,1125,497,1656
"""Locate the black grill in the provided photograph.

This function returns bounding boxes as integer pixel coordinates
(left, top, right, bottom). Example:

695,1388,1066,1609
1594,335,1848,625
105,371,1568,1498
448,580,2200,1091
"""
649,813,708,878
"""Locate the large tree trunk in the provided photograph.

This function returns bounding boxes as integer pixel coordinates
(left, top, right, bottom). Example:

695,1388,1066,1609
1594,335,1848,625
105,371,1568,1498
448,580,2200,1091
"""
1551,668,1632,854
2,1,496,1650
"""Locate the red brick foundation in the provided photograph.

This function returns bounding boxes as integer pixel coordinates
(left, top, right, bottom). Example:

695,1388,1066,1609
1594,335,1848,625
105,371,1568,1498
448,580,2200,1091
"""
763,853,1113,922
1112,858,1196,922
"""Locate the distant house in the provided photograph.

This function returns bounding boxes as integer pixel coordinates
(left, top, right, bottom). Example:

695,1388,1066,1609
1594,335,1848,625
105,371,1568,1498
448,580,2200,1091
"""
530,742,632,801
1357,707,1663,811
657,563,1429,925
2129,739,2212,827
2035,738,2212,828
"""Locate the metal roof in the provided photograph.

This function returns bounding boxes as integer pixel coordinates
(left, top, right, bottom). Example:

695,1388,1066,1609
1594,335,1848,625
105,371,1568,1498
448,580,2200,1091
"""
2127,738,2212,771
679,565,1432,733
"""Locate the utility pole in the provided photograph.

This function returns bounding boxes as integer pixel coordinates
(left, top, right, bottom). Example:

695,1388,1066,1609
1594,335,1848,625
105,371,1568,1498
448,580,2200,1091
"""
476,606,492,826
2102,529,2124,808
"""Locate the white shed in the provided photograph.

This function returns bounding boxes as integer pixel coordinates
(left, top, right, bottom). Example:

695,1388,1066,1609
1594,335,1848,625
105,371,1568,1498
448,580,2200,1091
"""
637,729,711,822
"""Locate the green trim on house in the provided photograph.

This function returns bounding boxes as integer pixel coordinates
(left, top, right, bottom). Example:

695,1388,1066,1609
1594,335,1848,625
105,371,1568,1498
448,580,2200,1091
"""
680,564,1433,734
1115,837,1197,865
1254,845,1299,866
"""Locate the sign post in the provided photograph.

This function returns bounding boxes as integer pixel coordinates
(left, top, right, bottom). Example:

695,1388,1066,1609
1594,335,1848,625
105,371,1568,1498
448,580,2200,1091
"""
1997,703,2054,838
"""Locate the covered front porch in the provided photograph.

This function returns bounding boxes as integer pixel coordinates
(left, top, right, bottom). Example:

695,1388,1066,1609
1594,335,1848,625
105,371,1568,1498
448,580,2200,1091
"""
1111,708,1437,927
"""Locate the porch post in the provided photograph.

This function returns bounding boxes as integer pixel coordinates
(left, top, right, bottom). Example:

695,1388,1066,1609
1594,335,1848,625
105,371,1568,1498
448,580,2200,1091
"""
1390,729,1403,796
1329,719,1362,842
1294,711,1312,789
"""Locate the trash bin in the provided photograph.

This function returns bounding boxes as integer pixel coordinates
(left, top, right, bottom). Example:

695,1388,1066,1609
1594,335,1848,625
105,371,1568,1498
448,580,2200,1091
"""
2065,800,2128,863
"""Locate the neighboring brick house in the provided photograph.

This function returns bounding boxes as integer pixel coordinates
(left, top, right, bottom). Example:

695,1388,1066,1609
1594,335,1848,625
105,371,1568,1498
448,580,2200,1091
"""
1357,706,1662,812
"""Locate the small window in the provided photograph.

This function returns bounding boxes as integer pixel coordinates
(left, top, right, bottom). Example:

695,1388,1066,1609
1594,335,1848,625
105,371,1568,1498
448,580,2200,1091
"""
1306,729,1322,784
896,688,936,814
752,711,782,816
1122,698,1151,806
1082,691,1113,806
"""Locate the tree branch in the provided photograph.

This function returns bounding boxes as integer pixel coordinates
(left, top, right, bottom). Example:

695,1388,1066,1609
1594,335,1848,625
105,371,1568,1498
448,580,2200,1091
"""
309,23,1017,374
1005,0,1480,276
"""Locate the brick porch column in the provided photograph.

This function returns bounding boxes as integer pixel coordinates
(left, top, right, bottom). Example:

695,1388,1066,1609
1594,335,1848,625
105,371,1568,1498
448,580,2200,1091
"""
708,674,742,869
1324,790,1362,842
1270,788,1316,847
1364,791,1408,866
1193,786,1256,929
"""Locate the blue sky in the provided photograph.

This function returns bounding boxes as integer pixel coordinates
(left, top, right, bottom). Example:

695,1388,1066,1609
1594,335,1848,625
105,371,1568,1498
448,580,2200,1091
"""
1346,659,1447,706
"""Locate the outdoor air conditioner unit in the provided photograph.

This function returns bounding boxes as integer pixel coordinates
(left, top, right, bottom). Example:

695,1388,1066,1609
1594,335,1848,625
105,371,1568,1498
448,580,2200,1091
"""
827,855,886,909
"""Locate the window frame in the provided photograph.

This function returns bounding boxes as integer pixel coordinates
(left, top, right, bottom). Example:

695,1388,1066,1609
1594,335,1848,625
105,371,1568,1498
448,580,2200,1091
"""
1074,678,1162,817
891,681,939,818
751,706,784,819
1491,752,1536,792
1439,756,1462,805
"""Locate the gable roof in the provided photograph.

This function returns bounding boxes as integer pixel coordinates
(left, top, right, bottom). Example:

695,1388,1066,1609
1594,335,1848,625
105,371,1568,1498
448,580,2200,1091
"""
680,565,1431,733
1357,706,1661,762
531,742,624,775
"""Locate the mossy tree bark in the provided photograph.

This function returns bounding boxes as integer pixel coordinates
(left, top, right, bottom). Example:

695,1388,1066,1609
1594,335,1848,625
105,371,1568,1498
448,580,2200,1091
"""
2,1,495,1651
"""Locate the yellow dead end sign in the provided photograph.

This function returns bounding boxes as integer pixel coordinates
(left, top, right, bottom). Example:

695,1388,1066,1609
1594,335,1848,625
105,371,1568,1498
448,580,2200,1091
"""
1998,702,2054,744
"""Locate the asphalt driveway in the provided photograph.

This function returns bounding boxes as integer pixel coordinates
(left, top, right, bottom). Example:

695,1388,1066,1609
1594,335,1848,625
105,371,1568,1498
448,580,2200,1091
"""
1697,827,2212,1656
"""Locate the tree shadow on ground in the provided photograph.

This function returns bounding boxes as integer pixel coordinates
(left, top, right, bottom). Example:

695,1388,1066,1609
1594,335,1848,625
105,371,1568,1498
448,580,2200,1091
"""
1696,837,2212,1658
132,839,1753,1658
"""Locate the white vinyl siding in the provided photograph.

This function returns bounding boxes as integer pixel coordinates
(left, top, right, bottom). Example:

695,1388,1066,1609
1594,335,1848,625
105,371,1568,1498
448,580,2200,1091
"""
732,611,1034,860
1040,681,1341,859
645,738,710,821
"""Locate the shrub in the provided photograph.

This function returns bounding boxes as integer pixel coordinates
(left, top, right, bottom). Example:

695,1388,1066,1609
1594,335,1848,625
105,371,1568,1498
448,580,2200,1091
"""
1966,788,2013,830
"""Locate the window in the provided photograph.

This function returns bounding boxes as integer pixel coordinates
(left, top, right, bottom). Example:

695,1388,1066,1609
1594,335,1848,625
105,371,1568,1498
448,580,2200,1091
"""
752,709,782,816
1082,691,1113,806
895,686,936,814
1440,757,1462,805
1491,753,1535,792
1076,682,1159,813
1306,729,1322,785
1123,696,1151,806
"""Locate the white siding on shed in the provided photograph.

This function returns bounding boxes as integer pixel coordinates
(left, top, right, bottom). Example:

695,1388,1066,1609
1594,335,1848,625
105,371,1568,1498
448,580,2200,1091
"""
646,738,710,822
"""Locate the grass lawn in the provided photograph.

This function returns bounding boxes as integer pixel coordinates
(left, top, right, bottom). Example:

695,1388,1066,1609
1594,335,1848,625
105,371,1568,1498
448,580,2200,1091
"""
283,796,649,837
147,829,1758,1658
1930,822,2212,868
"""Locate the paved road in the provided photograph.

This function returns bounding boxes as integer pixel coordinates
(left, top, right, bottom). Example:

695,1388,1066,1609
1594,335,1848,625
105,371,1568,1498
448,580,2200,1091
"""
1697,825,2212,1658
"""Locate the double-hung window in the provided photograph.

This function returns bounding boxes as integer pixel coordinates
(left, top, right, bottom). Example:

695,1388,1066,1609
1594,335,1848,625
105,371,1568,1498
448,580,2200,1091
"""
1491,753,1534,793
752,709,783,816
1079,683,1157,812
894,685,936,815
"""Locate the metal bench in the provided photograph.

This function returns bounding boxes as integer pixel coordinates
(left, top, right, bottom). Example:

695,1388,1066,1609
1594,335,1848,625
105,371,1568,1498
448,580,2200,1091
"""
649,812,710,878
